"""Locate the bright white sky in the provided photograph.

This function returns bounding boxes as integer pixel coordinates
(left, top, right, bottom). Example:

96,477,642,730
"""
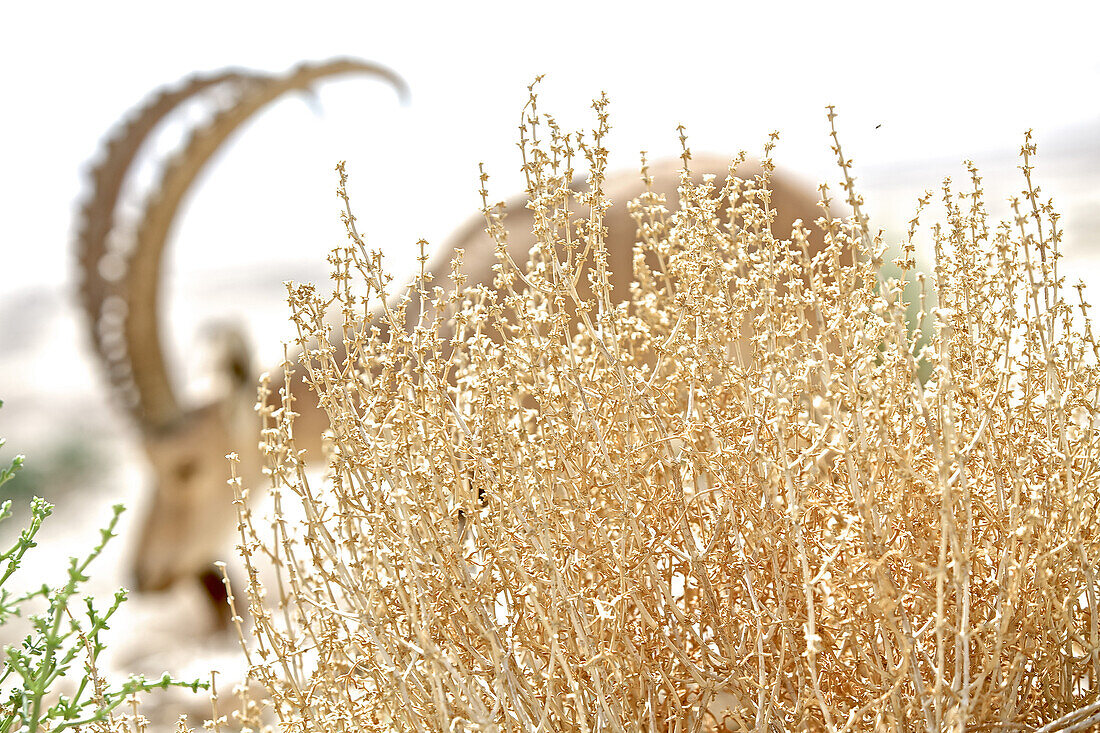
0,0,1098,396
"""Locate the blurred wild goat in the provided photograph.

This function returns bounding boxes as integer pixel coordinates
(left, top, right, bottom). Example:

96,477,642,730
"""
76,59,828,615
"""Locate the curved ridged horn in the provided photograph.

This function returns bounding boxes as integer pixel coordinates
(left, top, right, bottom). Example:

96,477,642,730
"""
95,59,408,430
76,70,267,422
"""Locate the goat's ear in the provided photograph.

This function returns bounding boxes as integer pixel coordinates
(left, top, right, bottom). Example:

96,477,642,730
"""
224,337,252,390
204,321,254,393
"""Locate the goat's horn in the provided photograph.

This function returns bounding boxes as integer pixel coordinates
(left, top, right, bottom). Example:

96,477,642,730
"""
76,70,267,424
82,59,408,431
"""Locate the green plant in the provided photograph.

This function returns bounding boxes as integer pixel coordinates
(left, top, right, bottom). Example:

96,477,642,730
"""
0,400,207,733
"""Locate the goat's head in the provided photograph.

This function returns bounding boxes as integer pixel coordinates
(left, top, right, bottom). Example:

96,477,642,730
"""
75,60,407,597
127,326,263,592
133,402,253,591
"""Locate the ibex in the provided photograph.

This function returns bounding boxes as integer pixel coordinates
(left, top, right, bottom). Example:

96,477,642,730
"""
76,59,829,619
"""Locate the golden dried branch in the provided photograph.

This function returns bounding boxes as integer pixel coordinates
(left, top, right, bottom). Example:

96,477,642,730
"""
231,94,1100,730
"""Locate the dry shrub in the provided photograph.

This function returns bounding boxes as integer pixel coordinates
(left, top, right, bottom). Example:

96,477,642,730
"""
227,95,1100,731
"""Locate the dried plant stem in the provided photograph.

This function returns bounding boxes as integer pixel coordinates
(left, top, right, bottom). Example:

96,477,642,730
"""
230,94,1100,732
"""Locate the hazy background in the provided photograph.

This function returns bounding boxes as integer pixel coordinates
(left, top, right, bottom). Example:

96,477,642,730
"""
0,0,1096,681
